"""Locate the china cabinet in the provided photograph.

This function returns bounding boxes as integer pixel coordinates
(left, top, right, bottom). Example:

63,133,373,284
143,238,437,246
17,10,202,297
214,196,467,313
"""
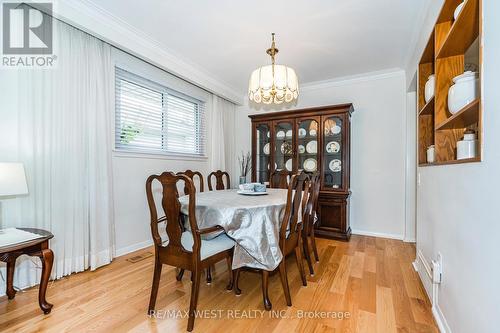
249,104,353,240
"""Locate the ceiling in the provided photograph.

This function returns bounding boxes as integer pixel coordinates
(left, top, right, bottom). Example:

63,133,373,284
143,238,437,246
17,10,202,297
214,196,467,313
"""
89,0,430,95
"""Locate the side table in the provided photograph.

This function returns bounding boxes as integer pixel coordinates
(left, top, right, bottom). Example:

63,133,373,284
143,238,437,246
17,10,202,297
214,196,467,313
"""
0,228,54,314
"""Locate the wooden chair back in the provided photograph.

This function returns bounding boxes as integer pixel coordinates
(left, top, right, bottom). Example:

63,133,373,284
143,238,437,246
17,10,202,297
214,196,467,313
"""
270,169,291,189
302,173,320,235
301,174,312,221
279,172,308,246
207,170,230,191
146,172,201,261
177,170,204,195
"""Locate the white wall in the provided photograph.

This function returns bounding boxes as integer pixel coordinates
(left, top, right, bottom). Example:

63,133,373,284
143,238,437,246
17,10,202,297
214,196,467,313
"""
416,1,500,332
233,70,410,239
112,155,211,255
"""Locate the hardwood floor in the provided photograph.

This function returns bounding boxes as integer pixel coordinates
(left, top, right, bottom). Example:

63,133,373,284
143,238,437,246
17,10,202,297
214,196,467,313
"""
0,236,438,332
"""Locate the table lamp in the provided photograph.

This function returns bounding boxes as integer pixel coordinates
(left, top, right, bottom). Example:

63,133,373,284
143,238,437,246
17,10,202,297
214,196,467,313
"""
0,163,29,229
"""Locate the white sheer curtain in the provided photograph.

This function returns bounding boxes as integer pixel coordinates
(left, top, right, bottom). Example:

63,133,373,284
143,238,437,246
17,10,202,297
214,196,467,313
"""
210,95,236,185
13,17,115,286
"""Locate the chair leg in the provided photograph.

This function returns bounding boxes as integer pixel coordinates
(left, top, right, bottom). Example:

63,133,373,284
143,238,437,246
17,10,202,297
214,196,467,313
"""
234,268,242,295
310,229,320,262
278,261,292,306
187,269,201,332
261,270,272,311
226,256,234,290
148,258,163,314
206,266,212,284
302,232,315,276
176,268,184,281
295,244,307,287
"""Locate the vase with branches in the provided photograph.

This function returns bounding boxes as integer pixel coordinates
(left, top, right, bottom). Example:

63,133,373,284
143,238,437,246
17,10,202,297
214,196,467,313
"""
238,151,252,184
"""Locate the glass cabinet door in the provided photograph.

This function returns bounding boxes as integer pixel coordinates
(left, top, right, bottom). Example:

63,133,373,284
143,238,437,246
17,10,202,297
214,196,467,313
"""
297,118,319,174
255,123,271,184
322,115,343,190
273,121,294,172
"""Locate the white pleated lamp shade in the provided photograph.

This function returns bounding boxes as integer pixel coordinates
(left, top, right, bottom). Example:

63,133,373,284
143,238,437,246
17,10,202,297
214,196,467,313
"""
248,64,299,104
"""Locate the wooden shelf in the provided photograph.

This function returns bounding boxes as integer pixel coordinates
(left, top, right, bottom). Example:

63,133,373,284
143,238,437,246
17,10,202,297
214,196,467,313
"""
436,0,479,59
435,99,480,130
419,97,435,116
419,157,481,167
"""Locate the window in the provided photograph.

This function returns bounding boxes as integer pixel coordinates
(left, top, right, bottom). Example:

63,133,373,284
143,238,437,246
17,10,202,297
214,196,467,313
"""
115,67,206,157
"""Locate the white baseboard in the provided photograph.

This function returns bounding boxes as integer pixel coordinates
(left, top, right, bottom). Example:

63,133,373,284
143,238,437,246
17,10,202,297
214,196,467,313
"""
115,239,153,257
351,229,404,240
403,236,416,243
414,251,433,301
412,260,419,272
433,303,452,333
413,250,451,333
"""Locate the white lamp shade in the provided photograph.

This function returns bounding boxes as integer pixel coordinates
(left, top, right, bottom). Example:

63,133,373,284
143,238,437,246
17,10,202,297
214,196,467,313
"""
248,64,299,104
0,163,29,197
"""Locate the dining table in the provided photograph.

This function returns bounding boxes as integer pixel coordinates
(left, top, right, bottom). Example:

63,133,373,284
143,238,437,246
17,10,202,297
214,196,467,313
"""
178,188,291,271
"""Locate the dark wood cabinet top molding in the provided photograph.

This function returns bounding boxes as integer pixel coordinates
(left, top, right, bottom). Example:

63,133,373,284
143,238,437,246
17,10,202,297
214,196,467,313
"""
249,104,354,121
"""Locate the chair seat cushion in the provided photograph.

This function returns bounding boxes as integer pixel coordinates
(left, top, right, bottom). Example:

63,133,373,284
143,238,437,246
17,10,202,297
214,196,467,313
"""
163,232,235,260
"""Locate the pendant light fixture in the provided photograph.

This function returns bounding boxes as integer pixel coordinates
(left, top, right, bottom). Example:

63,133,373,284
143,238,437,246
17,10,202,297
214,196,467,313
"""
248,33,299,104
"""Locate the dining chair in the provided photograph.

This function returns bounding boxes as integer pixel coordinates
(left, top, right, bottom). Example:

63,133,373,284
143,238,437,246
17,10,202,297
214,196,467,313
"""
301,172,321,275
207,170,231,191
233,172,309,310
270,169,291,189
177,170,204,194
146,172,235,332
176,170,219,283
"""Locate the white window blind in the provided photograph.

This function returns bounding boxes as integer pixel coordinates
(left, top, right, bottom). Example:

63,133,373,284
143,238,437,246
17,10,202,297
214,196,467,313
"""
115,67,206,157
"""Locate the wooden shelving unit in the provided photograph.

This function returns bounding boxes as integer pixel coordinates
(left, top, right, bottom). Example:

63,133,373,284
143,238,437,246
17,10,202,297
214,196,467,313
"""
417,0,482,166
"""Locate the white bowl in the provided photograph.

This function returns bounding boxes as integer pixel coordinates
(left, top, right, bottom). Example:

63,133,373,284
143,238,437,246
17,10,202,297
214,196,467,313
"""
454,2,465,20
424,75,435,103
448,71,479,114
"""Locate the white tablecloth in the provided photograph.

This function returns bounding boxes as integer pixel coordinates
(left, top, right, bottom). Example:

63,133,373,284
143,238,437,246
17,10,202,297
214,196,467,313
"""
178,189,289,270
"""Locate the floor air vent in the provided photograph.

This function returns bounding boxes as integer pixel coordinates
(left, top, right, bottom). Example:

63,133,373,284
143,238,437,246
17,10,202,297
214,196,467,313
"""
126,252,153,263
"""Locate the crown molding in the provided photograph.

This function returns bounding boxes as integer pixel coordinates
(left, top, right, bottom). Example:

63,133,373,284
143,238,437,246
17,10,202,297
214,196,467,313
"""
300,68,405,92
48,0,243,105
